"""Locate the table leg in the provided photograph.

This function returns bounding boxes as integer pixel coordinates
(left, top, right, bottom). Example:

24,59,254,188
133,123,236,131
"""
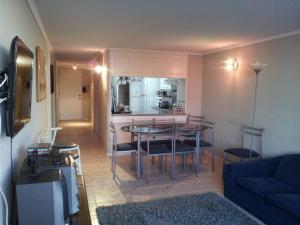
196,130,200,176
137,133,141,179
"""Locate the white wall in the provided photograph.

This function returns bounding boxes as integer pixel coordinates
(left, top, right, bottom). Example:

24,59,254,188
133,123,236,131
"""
0,0,51,223
202,34,300,157
94,54,107,146
186,55,203,115
81,69,92,121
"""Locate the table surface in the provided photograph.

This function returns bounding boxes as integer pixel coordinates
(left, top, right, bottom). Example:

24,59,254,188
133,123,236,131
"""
121,123,205,134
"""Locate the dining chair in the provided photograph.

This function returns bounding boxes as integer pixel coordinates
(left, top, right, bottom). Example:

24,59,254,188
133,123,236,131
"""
182,119,216,171
141,126,174,182
183,114,205,139
150,118,176,170
186,114,206,124
110,122,138,180
223,125,264,164
170,126,200,179
152,118,175,144
131,118,156,165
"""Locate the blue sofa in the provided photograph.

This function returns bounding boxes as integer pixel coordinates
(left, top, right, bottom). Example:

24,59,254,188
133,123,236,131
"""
223,154,300,225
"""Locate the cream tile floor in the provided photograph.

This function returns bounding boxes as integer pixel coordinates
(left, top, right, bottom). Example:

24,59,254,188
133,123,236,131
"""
56,121,224,225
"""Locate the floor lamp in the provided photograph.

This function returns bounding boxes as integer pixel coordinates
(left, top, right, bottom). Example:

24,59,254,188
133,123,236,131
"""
248,61,267,157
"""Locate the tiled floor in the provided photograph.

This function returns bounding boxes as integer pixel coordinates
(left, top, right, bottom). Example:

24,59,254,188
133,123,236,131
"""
56,121,224,225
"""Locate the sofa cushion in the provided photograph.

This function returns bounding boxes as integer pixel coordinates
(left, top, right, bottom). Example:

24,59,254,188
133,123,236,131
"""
266,193,300,220
273,155,300,192
236,177,296,198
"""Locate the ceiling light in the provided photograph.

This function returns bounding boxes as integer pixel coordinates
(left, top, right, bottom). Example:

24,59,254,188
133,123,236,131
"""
95,65,102,74
73,65,77,70
225,58,239,71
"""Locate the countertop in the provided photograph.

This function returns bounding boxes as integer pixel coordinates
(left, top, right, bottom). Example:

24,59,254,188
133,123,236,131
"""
112,111,186,116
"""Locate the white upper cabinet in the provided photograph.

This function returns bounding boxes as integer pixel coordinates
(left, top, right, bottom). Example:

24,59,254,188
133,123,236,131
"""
110,52,131,76
131,54,152,76
168,55,187,78
109,50,187,77
152,55,168,76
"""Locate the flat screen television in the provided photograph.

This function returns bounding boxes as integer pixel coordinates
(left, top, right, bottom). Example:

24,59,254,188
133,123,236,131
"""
6,36,33,137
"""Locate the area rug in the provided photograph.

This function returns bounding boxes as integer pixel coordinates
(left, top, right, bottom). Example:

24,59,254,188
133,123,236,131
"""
96,192,259,225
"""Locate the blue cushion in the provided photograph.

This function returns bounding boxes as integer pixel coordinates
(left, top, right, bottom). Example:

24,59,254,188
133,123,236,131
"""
184,140,212,147
236,177,296,198
151,139,172,145
273,155,300,192
116,143,137,151
174,143,195,153
141,143,172,155
266,193,300,220
224,148,260,158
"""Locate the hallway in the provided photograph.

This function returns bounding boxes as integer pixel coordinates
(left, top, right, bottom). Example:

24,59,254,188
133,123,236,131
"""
56,121,223,225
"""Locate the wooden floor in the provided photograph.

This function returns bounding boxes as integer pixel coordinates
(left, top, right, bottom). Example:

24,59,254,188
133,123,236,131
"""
56,121,224,225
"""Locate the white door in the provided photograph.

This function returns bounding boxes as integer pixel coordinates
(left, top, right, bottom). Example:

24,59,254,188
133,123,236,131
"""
59,68,83,120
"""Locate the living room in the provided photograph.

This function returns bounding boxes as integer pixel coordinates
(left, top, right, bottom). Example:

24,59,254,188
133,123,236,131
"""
0,1,299,225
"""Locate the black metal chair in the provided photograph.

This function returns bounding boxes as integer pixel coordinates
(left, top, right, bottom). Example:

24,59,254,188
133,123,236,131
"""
223,126,264,164
110,123,137,180
170,126,200,179
141,123,174,182
183,118,216,171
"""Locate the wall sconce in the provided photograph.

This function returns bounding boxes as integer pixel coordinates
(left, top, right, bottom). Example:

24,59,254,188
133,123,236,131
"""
225,58,239,71
95,65,102,74
72,65,77,70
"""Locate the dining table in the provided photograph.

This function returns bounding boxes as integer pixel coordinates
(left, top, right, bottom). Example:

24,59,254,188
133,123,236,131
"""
121,122,205,179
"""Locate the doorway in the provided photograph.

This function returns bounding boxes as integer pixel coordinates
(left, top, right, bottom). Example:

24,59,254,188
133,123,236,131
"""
58,67,93,122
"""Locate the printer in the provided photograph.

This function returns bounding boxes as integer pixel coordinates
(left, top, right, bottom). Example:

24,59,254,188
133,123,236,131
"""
16,149,79,225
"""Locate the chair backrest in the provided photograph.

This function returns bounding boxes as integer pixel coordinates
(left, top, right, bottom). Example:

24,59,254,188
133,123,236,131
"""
146,122,175,144
186,114,205,125
201,120,215,145
175,126,200,148
109,122,118,149
242,125,265,154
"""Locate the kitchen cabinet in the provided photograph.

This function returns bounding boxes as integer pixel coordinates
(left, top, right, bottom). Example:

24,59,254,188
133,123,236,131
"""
110,52,131,76
132,54,152,75
109,50,187,78
152,55,168,75
168,55,187,77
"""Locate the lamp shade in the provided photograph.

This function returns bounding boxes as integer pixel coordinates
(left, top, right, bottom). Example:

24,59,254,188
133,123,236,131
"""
249,61,267,74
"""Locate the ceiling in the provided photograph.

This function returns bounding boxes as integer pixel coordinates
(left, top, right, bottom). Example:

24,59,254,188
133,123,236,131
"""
33,0,300,64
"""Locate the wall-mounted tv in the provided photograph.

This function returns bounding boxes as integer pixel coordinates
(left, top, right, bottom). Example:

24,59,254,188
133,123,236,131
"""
6,36,33,137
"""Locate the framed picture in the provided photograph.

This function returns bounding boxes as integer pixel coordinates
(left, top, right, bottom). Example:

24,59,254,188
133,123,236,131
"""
36,47,47,102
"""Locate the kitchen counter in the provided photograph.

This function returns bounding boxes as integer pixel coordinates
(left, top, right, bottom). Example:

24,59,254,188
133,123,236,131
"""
112,111,186,116
108,113,187,153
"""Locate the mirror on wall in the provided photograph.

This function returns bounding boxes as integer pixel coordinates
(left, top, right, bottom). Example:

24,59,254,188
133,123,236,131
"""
111,76,186,115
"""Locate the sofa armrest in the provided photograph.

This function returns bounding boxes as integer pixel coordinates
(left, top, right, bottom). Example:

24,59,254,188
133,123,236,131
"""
224,156,283,179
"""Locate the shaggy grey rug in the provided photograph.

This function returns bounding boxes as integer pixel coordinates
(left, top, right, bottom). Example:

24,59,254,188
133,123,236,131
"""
96,192,259,225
